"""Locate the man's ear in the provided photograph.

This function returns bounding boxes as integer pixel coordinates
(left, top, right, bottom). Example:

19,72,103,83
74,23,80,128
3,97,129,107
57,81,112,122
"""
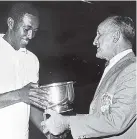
113,30,121,43
7,17,14,29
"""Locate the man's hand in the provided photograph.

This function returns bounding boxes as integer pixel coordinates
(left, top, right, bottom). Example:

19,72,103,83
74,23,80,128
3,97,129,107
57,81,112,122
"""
29,86,49,109
41,109,70,136
18,82,38,103
18,83,49,109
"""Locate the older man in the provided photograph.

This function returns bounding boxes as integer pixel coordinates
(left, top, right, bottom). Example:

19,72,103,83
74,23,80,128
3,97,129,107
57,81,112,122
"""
41,16,136,139
0,2,46,139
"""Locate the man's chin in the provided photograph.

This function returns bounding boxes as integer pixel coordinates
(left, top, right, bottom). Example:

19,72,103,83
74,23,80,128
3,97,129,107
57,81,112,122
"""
96,53,101,58
18,46,26,51
96,53,104,59
20,42,28,48
21,45,26,48
21,40,29,45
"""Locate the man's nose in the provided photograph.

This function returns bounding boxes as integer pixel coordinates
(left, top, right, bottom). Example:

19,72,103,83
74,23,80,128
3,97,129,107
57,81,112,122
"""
27,30,33,39
93,36,98,46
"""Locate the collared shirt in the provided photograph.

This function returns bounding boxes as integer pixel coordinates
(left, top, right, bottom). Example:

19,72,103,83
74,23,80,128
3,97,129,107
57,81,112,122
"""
0,34,39,139
98,49,133,87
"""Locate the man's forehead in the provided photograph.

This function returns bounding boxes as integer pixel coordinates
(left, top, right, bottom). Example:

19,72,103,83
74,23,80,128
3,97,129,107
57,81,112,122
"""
98,19,115,33
22,13,39,27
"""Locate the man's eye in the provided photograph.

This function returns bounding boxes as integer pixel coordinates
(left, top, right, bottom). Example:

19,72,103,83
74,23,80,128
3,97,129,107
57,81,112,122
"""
33,30,37,33
24,28,29,32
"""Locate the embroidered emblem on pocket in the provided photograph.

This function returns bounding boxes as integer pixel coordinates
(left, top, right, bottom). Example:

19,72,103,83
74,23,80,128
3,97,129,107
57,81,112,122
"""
101,92,113,114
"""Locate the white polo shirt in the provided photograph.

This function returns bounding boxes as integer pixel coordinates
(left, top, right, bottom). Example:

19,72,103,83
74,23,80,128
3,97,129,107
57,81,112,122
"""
0,34,39,139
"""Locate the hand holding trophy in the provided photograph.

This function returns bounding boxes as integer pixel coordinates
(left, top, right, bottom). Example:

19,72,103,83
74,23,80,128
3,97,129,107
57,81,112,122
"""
29,81,75,139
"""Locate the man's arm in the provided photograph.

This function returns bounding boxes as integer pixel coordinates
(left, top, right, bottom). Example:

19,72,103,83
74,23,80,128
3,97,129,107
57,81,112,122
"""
0,89,21,109
44,62,136,139
69,63,136,139
0,83,39,109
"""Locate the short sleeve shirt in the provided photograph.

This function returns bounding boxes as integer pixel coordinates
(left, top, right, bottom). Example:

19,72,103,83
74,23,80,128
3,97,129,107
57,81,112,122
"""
0,34,39,139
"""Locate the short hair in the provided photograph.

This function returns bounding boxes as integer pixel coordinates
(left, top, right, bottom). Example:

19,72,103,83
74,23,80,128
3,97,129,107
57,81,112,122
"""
8,2,39,26
106,16,135,44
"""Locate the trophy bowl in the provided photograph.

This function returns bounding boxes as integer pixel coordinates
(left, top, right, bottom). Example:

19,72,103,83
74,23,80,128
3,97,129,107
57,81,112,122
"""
40,81,75,113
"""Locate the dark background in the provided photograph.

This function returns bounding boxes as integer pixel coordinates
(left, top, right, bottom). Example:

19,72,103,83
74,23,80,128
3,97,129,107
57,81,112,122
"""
0,1,136,139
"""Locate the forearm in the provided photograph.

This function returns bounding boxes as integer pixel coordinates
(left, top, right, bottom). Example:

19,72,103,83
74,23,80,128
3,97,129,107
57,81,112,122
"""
69,67,136,139
69,109,136,139
0,89,21,109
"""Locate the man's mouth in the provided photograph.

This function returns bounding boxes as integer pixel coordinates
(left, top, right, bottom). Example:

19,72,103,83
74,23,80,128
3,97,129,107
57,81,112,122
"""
22,39,29,44
97,47,100,51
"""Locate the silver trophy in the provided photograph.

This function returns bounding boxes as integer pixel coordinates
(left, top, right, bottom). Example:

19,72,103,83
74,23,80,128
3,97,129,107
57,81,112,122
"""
40,81,75,113
39,81,75,139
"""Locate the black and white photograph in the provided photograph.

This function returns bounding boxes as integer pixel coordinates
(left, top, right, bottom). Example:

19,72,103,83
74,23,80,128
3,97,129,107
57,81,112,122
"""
0,1,136,139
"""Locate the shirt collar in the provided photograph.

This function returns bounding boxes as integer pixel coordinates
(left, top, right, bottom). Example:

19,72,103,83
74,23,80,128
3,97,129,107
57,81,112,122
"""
109,49,133,67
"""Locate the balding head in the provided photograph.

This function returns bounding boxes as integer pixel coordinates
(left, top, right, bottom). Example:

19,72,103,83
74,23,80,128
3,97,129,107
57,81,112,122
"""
102,16,135,45
93,15,135,61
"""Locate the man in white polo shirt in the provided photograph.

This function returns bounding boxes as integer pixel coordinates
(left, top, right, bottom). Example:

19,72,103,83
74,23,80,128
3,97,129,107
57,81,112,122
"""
41,16,136,139
0,2,45,139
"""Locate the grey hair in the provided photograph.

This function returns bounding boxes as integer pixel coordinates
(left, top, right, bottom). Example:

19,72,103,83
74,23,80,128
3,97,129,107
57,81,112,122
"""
106,16,135,44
